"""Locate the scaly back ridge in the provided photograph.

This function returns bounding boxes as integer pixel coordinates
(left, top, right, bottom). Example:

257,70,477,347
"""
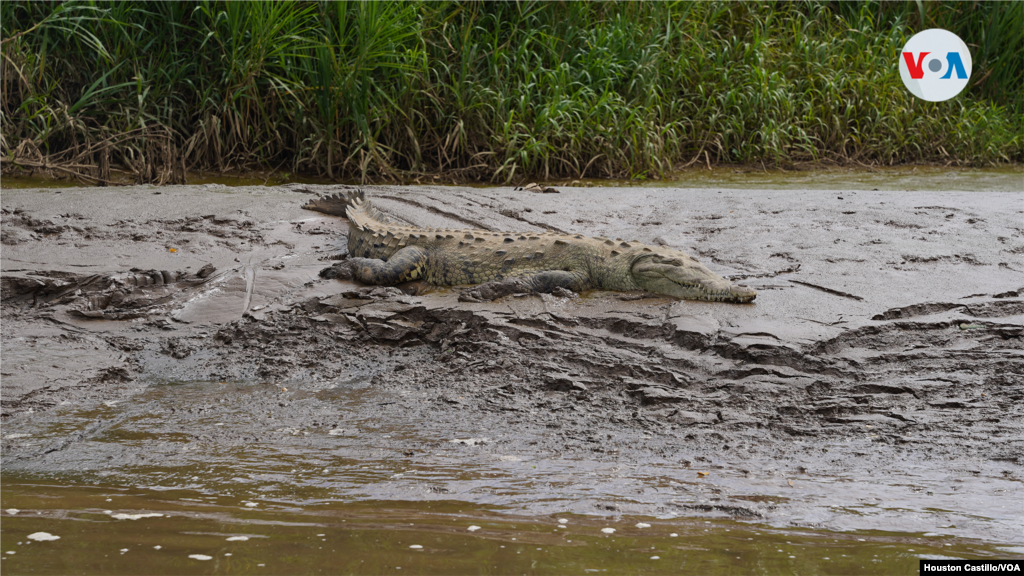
302,188,400,231
344,188,400,232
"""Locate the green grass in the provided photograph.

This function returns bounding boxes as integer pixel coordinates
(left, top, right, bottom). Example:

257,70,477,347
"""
2,1,1021,184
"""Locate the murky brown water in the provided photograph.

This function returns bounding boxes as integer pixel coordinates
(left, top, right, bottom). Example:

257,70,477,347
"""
0,171,338,190
3,165,1022,192
2,475,1017,576
654,165,1024,192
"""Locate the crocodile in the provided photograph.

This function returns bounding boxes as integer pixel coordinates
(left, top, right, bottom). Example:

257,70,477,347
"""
303,189,756,303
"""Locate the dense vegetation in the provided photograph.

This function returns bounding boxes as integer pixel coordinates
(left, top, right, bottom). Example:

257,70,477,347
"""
2,1,1021,184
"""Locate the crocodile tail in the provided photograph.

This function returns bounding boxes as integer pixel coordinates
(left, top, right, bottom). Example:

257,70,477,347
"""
301,188,398,226
345,188,400,227
301,189,353,217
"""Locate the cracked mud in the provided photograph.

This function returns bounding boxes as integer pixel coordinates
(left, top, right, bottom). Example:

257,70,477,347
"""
2,183,1022,545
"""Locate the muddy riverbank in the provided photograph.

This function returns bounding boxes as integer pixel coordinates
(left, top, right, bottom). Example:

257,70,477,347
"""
2,183,1022,552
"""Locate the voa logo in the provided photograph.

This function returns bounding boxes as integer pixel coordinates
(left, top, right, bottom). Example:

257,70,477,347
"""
899,28,972,102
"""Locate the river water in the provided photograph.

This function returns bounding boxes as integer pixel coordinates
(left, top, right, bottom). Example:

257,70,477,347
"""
3,474,1019,575
3,165,1022,192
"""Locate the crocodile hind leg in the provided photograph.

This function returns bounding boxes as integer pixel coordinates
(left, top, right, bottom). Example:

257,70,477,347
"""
348,246,428,285
459,270,592,302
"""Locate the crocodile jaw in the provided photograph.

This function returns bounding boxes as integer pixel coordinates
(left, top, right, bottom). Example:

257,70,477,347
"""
632,256,756,303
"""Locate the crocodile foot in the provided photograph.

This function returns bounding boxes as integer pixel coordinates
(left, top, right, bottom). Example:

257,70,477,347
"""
319,260,355,281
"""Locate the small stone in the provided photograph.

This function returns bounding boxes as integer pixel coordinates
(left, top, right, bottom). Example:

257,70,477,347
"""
635,523,651,529
601,528,615,534
450,438,489,446
110,513,163,520
189,554,213,561
27,533,59,542
467,526,481,532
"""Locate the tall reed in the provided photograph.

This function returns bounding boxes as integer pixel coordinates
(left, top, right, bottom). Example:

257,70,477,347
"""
2,1,1021,184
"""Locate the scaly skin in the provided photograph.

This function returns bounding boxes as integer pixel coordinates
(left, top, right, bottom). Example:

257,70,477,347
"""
303,189,756,303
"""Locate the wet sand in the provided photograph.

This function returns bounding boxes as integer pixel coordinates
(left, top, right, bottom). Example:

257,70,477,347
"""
2,183,1022,546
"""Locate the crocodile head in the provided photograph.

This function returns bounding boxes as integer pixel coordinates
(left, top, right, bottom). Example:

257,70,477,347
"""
629,250,756,303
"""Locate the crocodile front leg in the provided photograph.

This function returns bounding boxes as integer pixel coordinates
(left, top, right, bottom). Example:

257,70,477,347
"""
459,270,592,302
349,246,428,285
515,270,591,293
